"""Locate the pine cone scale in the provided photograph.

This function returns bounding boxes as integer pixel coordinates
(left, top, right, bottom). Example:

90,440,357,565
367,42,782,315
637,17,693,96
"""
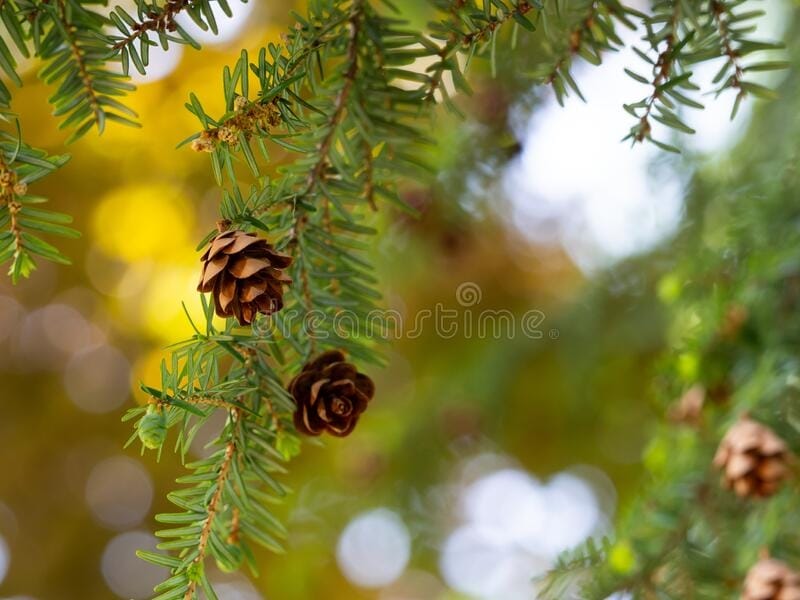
225,234,261,254
230,256,270,278
355,373,375,398
241,281,267,302
218,274,236,310
310,378,329,402
199,255,229,290
205,235,237,259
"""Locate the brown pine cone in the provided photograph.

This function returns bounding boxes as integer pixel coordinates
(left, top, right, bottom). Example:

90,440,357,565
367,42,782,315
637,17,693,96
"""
197,226,292,326
721,303,749,340
288,350,375,437
742,557,800,600
713,416,790,498
669,384,705,426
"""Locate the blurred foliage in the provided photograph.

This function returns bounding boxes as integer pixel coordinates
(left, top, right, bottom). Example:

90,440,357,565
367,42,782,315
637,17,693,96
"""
542,15,800,600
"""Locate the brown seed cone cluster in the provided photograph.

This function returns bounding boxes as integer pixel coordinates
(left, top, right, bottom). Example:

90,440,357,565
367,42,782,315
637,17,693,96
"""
191,101,282,152
288,350,375,437
197,226,292,326
713,416,790,498
742,557,800,600
721,303,749,340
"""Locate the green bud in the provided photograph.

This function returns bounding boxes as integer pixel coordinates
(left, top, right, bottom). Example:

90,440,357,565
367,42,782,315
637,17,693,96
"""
138,405,167,450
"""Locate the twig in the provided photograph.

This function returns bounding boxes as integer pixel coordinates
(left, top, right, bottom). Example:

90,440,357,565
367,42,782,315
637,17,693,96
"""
426,0,533,102
57,0,103,129
184,408,240,600
289,0,364,358
545,4,599,85
635,4,682,142
0,154,25,267
710,0,744,92
112,0,192,51
304,2,363,196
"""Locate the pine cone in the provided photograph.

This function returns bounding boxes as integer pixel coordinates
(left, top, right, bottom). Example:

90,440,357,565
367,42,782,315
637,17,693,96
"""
197,226,292,326
288,350,375,437
669,384,705,426
713,416,790,498
742,557,800,600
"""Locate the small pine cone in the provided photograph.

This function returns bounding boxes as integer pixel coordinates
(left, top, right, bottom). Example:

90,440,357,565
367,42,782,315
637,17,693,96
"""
197,227,292,326
742,557,800,600
191,131,215,153
721,303,749,339
256,103,282,128
217,126,238,144
288,350,375,437
138,405,167,450
233,95,249,111
266,103,282,127
713,416,790,498
669,384,705,426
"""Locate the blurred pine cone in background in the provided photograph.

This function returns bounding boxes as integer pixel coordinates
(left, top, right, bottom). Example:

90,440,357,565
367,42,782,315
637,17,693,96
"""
713,416,790,499
742,556,800,600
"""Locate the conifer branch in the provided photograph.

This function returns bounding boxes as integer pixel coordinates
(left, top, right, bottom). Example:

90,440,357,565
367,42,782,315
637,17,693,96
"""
55,0,104,132
186,396,241,409
632,3,682,144
710,0,748,115
426,0,535,103
111,0,193,51
0,130,73,282
544,6,597,85
107,0,249,71
184,410,238,600
534,0,633,105
304,1,362,196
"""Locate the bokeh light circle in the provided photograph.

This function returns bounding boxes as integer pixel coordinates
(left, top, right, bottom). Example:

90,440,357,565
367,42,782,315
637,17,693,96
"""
63,345,131,413
442,462,612,599
0,533,9,585
92,183,192,262
129,45,184,84
101,531,166,599
461,468,546,546
85,455,153,529
211,576,263,599
0,295,24,345
337,508,411,589
535,472,601,556
440,525,548,599
40,304,97,355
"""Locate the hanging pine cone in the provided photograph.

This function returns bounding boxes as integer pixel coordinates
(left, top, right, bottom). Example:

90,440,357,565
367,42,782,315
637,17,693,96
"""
742,556,800,600
713,416,790,498
288,350,375,437
197,224,292,326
